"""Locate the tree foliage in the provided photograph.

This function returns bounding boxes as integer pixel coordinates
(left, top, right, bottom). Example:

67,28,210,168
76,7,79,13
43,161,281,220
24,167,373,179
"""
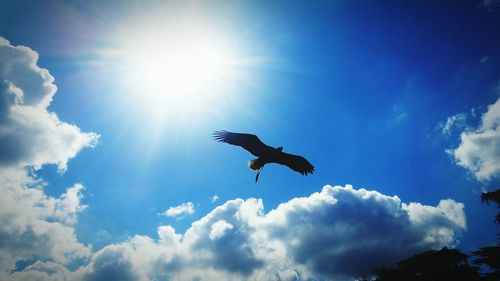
473,189,500,281
371,247,479,281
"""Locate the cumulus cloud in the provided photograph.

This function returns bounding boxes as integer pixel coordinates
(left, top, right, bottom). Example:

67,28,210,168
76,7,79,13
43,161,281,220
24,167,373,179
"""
2,183,466,280
260,185,465,279
57,185,464,281
447,97,500,181
0,37,96,279
3,183,465,281
0,37,99,171
163,202,195,218
0,169,91,279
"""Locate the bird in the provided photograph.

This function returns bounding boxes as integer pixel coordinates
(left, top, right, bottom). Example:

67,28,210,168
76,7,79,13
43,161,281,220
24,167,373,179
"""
213,130,314,182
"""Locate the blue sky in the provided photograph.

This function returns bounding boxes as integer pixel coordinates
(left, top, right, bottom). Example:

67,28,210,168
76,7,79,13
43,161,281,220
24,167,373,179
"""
1,0,500,280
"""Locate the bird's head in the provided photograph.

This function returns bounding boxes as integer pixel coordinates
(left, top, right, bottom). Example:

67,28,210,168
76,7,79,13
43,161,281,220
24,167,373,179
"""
276,147,283,152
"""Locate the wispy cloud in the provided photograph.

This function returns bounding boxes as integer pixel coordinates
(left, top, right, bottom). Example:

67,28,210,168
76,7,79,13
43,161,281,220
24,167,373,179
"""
481,0,499,11
162,202,195,218
480,56,490,65
440,113,467,137
211,195,220,203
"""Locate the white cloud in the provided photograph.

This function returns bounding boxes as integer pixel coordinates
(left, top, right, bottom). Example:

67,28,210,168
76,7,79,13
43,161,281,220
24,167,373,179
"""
0,37,99,171
259,185,464,279
0,37,96,279
3,184,466,281
0,169,91,279
211,194,220,203
63,185,464,281
447,97,500,181
163,202,195,218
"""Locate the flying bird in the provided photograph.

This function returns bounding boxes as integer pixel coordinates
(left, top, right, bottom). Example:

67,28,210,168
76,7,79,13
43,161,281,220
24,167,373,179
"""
213,130,314,182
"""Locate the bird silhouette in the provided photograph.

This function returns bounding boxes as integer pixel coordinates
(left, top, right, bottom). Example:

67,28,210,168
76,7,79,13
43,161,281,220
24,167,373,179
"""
213,130,314,182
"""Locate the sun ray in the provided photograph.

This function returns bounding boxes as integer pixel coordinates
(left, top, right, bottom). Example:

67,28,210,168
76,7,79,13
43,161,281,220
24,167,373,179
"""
96,14,264,157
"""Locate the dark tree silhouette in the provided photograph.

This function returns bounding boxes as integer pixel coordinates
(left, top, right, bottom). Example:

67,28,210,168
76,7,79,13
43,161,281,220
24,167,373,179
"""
473,245,500,281
371,247,479,281
473,189,500,281
213,130,314,182
480,189,500,225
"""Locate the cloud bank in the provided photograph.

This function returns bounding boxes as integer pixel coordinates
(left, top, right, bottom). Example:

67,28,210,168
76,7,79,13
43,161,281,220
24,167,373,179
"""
447,97,500,181
0,36,466,281
0,37,97,279
3,183,465,281
71,185,465,281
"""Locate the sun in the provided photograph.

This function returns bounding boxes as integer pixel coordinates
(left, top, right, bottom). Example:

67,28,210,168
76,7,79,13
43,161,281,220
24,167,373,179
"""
129,31,228,99
117,21,239,118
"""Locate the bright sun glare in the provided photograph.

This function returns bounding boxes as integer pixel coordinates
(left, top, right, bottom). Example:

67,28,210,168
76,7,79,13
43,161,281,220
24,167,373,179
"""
119,22,238,118
132,34,226,96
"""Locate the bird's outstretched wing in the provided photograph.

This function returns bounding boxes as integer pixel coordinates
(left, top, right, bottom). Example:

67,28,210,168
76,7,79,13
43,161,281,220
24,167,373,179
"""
213,130,273,157
274,152,315,175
